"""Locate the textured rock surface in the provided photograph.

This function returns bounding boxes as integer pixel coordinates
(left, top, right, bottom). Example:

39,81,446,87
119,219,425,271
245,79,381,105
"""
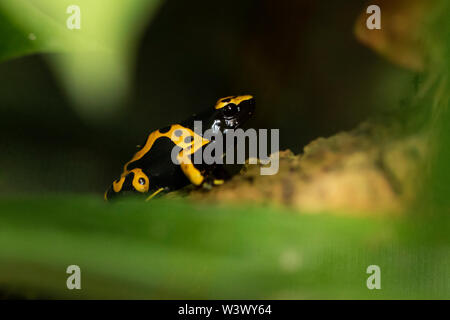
183,122,427,215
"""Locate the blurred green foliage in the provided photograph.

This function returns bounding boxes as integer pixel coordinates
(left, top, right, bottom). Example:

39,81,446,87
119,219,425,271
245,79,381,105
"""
0,0,162,117
422,1,450,214
0,196,448,299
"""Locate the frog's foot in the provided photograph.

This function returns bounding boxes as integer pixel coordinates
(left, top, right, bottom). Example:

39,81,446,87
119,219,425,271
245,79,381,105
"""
202,182,213,190
202,178,225,190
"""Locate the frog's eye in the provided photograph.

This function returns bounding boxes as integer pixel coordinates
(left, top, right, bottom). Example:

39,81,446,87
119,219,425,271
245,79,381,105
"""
138,178,146,185
222,103,239,117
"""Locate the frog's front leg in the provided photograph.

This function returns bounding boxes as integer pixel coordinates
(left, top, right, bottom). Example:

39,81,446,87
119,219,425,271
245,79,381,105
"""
177,148,230,188
178,153,205,186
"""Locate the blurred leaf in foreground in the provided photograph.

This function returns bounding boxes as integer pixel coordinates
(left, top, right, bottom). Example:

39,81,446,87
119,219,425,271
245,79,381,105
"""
0,196,448,299
0,0,162,119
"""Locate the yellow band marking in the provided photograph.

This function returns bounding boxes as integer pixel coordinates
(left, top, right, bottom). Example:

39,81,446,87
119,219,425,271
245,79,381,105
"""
124,124,209,174
214,95,253,109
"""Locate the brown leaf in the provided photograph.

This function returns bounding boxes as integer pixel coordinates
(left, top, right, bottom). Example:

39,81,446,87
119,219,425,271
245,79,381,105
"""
354,0,435,71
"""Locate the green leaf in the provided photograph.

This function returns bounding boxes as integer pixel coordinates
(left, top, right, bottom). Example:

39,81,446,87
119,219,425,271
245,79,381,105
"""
0,196,448,299
0,0,163,118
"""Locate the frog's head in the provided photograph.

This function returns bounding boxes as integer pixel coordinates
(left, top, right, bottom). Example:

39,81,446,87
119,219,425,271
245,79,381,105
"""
213,95,255,130
104,168,161,201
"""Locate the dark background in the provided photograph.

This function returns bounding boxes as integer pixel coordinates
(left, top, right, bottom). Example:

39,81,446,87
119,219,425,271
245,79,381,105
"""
0,0,416,195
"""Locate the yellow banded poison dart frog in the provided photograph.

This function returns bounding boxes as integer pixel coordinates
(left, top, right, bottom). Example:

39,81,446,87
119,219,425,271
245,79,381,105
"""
104,95,255,201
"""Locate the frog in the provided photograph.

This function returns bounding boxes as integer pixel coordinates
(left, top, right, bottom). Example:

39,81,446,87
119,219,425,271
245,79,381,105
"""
104,95,255,201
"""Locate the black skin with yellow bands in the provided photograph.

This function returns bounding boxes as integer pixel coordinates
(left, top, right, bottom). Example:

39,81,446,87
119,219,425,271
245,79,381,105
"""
105,95,255,201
